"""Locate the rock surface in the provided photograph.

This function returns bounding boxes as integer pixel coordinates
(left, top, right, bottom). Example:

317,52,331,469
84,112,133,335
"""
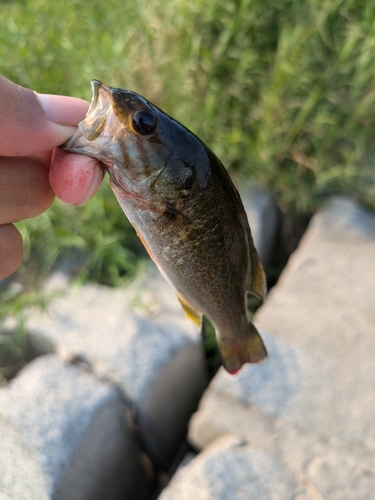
25,264,207,469
158,435,297,500
0,355,146,500
183,197,375,500
240,183,280,266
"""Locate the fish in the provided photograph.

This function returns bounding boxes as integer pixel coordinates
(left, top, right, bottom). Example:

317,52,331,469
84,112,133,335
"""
61,80,267,374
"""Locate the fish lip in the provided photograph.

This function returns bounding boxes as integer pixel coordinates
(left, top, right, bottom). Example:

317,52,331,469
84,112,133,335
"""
88,79,102,115
88,79,112,115
60,80,112,153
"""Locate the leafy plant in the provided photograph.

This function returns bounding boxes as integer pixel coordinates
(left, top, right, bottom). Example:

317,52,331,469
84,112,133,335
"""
1,0,375,366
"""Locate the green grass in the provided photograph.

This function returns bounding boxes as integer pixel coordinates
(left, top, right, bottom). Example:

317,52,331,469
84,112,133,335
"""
1,0,375,363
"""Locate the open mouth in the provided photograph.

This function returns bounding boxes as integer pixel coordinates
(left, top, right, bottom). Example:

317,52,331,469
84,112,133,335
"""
60,80,113,155
77,80,112,141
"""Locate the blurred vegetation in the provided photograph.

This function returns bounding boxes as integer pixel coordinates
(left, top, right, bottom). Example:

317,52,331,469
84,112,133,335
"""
1,0,375,367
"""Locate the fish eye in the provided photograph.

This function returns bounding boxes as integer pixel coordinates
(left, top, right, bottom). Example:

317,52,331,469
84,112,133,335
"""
132,109,157,135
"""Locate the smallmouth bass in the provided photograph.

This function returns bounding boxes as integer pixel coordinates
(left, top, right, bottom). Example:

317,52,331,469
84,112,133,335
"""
62,80,267,374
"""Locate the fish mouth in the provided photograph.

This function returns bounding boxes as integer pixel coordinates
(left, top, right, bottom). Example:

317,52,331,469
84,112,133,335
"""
60,80,113,157
82,80,112,140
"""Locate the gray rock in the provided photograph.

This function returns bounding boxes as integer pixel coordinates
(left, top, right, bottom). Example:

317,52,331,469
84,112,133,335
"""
239,183,280,266
307,450,375,500
26,263,207,469
189,382,375,499
0,417,49,500
189,197,375,499
0,355,146,500
158,435,297,500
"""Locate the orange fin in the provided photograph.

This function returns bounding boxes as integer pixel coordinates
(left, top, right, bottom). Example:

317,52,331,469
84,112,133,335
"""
177,295,202,328
248,245,267,300
218,322,267,374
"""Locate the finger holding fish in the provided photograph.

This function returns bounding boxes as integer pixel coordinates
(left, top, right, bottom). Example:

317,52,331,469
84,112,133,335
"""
50,149,104,205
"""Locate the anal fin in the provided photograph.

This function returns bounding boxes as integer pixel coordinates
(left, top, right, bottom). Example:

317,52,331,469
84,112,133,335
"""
248,245,267,300
177,294,202,328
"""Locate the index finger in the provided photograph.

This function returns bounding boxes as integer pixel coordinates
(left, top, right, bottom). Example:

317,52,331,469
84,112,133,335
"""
0,75,89,156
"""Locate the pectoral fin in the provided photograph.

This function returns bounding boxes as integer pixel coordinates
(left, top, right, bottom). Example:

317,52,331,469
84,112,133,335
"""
164,202,192,225
177,294,203,328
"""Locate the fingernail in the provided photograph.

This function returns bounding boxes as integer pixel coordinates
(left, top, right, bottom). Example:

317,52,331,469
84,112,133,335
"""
35,92,89,127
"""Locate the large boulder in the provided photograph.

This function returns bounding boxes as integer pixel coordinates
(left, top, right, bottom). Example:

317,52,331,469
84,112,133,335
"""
0,355,147,500
26,264,207,470
158,435,297,500
187,197,375,499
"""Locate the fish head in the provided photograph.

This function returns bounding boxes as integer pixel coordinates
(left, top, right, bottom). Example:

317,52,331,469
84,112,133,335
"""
61,80,176,186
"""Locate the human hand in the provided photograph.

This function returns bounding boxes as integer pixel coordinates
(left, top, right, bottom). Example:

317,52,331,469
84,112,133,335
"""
0,75,104,280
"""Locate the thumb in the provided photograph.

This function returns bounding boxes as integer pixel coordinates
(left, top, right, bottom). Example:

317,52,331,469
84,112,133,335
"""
0,75,89,156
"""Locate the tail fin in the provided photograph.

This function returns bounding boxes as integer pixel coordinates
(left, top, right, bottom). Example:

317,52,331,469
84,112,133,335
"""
218,322,267,375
